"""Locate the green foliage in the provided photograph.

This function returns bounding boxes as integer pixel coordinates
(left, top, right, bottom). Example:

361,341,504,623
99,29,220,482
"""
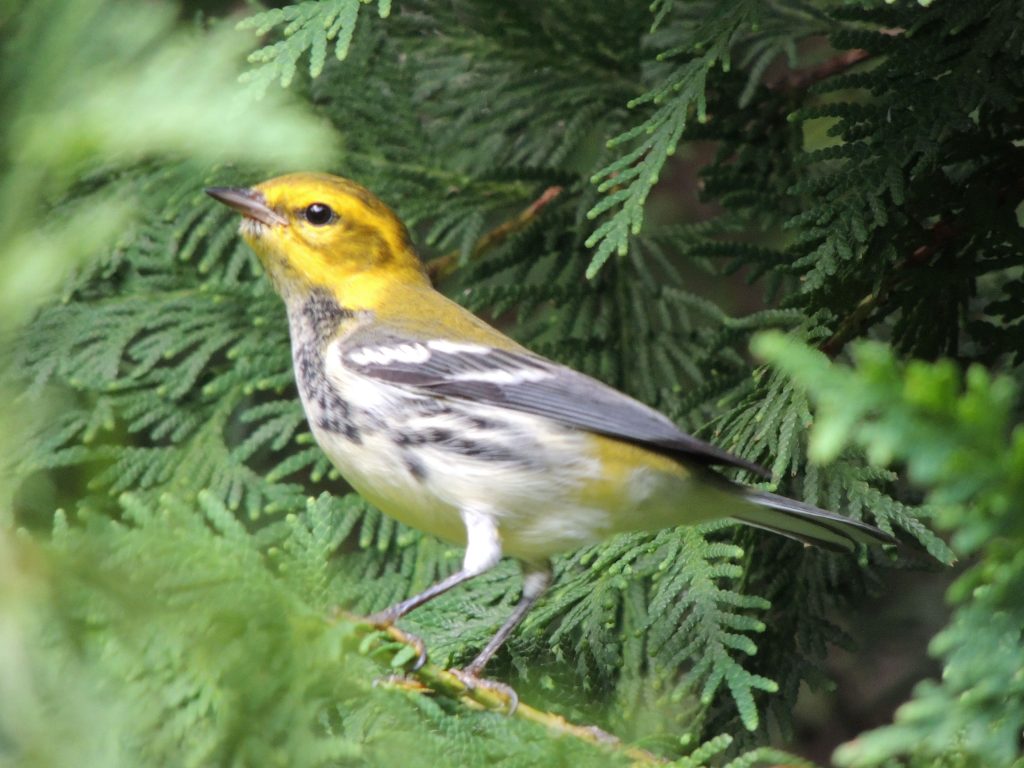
3,491,640,767
756,336,1024,767
239,0,392,93
585,0,826,277
0,0,336,327
5,0,1024,765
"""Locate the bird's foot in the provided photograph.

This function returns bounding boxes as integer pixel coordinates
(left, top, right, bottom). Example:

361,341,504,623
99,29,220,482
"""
449,668,519,714
365,610,429,671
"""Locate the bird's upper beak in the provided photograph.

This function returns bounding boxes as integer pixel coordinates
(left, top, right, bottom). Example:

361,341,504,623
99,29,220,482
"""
205,186,287,227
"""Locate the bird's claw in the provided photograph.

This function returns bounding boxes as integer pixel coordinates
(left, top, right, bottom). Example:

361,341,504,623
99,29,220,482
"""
366,612,429,671
449,668,519,714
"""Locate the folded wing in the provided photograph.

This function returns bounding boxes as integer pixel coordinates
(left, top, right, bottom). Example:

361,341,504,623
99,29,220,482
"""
339,334,767,476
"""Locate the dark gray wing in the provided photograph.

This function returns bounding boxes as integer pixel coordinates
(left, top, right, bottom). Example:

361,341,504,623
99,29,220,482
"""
340,335,768,476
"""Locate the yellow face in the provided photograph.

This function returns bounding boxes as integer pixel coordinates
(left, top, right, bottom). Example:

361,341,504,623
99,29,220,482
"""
208,172,424,296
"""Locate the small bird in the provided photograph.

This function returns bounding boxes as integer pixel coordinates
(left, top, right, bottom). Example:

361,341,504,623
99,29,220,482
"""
207,173,892,688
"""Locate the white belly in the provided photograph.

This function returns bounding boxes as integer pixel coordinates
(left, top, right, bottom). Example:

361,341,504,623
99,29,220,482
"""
306,385,615,560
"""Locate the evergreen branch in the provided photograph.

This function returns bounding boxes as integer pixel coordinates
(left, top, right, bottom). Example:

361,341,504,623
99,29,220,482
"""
756,334,1024,765
238,0,391,93
583,1,763,278
333,616,668,764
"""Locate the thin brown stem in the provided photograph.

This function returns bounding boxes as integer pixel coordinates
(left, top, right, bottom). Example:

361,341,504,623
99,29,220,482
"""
769,48,872,93
770,27,905,93
819,217,959,357
425,185,564,283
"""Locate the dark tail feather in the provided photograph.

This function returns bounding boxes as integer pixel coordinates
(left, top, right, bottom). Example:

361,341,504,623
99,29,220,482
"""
735,490,895,553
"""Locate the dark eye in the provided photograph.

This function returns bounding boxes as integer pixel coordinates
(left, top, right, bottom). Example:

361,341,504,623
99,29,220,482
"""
303,203,335,226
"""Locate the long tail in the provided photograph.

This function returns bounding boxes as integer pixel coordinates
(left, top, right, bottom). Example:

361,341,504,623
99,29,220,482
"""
734,490,894,552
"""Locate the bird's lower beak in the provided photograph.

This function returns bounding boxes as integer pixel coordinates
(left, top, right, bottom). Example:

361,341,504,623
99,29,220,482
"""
205,186,287,227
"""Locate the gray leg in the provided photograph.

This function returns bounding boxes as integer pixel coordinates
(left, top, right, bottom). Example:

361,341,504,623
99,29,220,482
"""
369,568,480,625
462,560,552,677
370,506,503,625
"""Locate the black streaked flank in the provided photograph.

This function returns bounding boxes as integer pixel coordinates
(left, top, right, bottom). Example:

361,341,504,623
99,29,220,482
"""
293,290,362,443
403,454,427,481
393,419,535,466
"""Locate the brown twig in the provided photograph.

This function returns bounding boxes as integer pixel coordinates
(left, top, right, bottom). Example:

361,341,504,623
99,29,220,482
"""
819,290,882,358
770,48,872,92
770,26,905,93
909,220,957,264
342,615,667,765
425,186,564,283
819,217,960,357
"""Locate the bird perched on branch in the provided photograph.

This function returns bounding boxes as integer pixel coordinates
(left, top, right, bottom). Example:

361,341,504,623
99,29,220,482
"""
207,173,892,692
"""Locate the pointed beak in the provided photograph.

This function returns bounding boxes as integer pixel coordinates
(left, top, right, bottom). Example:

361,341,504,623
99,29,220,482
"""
205,186,287,227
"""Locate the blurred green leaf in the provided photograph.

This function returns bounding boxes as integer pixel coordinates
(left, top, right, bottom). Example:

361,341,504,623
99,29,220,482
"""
755,331,1024,766
0,0,338,327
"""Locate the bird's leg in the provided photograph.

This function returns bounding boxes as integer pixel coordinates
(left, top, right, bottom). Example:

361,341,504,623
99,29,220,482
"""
367,507,503,670
367,568,478,669
449,560,552,713
462,561,552,677
368,568,480,626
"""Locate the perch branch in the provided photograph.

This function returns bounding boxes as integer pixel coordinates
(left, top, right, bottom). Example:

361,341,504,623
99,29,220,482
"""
338,614,667,765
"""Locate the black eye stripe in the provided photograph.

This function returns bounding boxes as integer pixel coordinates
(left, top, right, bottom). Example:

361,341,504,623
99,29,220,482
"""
303,203,336,226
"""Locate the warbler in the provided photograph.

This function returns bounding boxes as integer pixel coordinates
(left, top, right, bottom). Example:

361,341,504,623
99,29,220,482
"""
206,173,892,684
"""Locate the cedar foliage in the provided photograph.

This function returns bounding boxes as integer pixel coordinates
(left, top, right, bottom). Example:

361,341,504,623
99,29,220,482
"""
3,0,1023,765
